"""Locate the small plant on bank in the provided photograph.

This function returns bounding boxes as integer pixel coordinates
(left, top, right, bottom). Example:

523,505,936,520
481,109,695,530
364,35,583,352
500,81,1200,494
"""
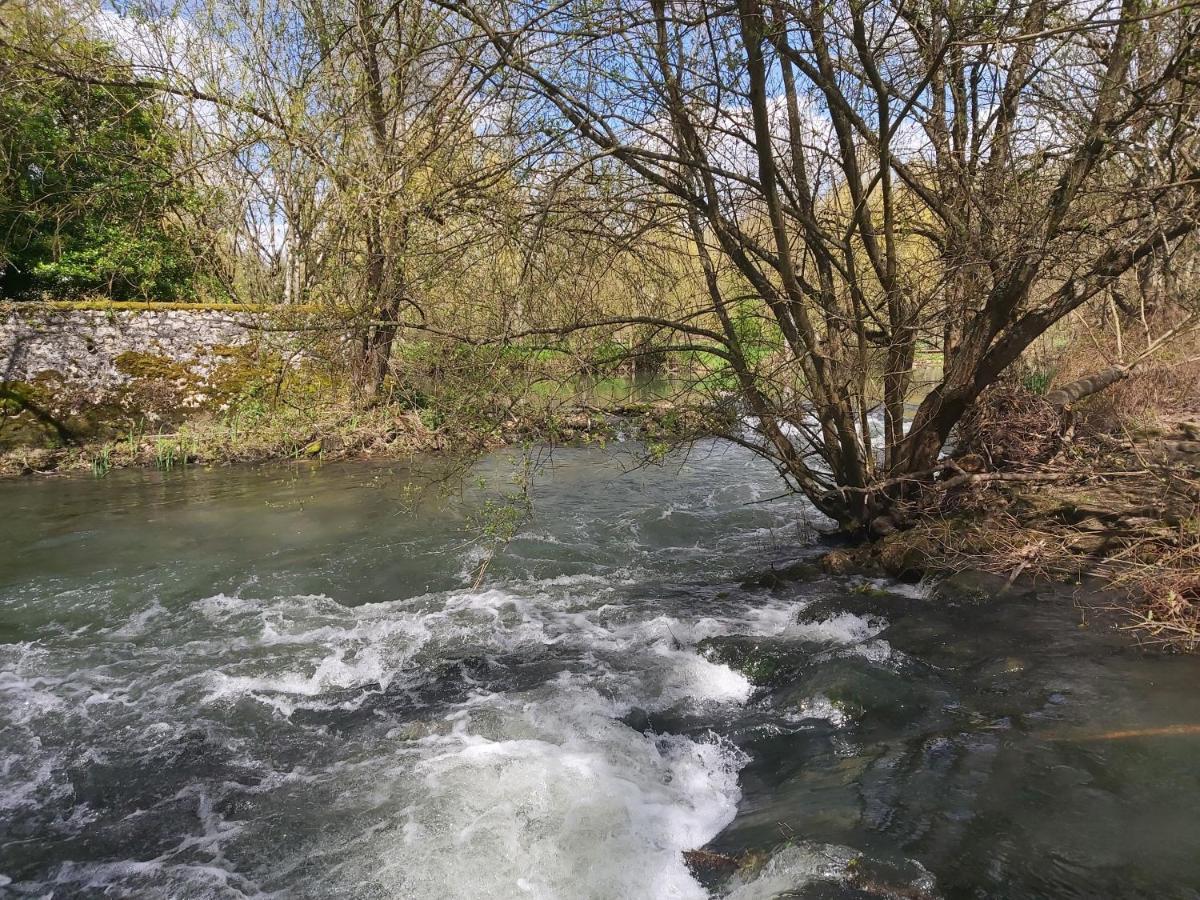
154,437,174,471
91,445,112,478
1022,369,1055,395
153,436,190,471
126,420,145,458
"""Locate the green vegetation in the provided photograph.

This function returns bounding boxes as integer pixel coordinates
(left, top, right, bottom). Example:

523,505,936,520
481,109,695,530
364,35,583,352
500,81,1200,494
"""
90,444,111,477
0,5,200,300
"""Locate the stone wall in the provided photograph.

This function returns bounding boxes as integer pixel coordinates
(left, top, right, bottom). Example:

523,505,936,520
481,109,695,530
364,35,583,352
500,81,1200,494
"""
0,304,284,448
1,305,254,388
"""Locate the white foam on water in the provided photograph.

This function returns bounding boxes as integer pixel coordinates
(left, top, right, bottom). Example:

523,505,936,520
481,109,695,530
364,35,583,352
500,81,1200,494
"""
109,600,168,637
181,580,784,898
783,694,850,727
204,644,391,704
199,585,804,711
738,601,808,636
195,591,262,621
647,642,755,707
0,667,66,726
865,577,933,600
381,685,749,900
48,859,266,900
0,750,59,812
117,582,768,897
786,611,885,645
722,842,861,899
0,560,877,899
840,638,899,666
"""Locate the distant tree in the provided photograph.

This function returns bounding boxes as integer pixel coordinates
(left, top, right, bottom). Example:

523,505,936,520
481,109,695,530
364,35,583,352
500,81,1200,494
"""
0,4,198,300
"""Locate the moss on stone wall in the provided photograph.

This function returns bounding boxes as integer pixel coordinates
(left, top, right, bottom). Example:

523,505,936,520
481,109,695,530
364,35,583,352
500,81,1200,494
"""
0,379,77,449
114,350,193,381
1,302,335,453
6,300,271,313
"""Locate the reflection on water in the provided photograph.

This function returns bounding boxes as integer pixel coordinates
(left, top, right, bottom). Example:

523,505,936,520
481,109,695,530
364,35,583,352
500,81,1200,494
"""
1,445,1198,899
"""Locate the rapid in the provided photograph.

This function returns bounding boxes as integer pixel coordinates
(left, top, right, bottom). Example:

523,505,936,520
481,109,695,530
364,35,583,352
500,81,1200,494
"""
2,442,1199,899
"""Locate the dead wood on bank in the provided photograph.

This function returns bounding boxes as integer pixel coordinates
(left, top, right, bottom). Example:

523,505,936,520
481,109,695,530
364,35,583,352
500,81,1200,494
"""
877,413,1200,649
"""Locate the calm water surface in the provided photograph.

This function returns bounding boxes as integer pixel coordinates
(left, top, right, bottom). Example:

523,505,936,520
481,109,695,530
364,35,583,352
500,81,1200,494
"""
1,443,1198,898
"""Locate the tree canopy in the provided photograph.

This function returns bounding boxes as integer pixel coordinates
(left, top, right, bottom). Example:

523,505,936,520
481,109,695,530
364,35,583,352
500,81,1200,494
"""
0,5,198,300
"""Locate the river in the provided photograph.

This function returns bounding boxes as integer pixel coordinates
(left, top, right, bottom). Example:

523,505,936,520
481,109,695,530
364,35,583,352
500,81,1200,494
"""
1,442,1198,898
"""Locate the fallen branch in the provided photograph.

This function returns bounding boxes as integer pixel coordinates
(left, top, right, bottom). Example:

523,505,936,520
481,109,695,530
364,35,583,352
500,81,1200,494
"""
936,470,1073,491
1047,311,1200,408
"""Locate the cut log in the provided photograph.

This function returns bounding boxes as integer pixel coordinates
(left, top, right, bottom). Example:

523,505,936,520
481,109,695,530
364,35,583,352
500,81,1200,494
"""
1045,365,1129,409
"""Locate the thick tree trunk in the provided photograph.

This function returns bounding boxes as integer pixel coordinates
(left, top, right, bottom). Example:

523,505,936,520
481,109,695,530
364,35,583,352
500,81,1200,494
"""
363,322,398,397
354,301,400,402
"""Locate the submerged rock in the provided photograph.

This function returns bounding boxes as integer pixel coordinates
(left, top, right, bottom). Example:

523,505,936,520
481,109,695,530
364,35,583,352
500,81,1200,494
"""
873,533,932,581
697,635,804,687
932,569,1029,604
799,586,927,624
682,848,742,886
773,658,950,728
716,841,940,900
820,548,862,576
739,560,823,591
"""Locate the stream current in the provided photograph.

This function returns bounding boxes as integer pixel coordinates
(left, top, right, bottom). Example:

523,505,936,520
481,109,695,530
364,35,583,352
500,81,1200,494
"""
1,442,1199,898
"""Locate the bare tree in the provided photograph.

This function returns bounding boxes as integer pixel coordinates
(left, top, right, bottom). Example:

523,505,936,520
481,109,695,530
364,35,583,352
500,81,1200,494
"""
436,0,1200,530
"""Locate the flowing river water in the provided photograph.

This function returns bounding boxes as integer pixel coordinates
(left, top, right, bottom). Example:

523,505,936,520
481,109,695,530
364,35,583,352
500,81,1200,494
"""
1,442,1199,899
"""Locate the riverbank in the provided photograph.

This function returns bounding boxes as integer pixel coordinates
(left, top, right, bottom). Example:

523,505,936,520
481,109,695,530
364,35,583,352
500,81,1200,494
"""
826,413,1200,650
2,299,717,475
0,395,712,478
